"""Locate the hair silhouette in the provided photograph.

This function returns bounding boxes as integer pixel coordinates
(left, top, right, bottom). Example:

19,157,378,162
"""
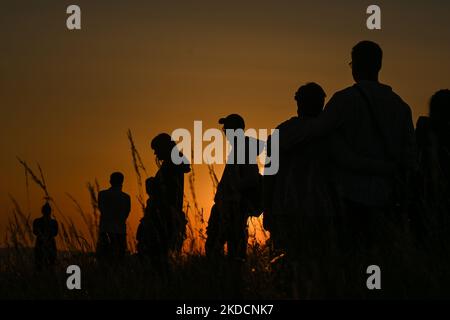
110,171,124,187
151,133,176,163
351,40,383,81
41,202,52,217
295,82,326,117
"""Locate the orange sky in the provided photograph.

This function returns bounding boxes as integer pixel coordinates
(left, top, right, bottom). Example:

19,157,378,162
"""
1,0,450,248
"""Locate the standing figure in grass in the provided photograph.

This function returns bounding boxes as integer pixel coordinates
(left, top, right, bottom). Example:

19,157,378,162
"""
97,172,131,263
33,202,58,271
414,90,450,245
263,83,338,298
205,114,263,261
151,133,191,255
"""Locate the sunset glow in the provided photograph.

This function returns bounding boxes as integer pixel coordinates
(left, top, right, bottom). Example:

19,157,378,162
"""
1,0,450,250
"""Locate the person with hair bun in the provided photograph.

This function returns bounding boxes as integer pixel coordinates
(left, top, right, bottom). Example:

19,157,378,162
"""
151,133,191,256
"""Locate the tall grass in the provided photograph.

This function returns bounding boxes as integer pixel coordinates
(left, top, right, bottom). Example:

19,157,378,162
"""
3,132,450,300
2,130,281,300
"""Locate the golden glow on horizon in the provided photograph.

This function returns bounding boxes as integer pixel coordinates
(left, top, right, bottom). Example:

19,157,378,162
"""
1,1,450,248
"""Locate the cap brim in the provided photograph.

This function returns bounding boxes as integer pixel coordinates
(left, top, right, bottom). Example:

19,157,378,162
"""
218,118,226,124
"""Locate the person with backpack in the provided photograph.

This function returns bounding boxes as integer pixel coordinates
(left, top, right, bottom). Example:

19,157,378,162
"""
205,114,263,261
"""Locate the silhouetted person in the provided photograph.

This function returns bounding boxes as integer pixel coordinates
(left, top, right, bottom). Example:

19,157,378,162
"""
417,89,450,188
151,133,191,255
414,90,450,246
33,202,58,271
424,89,450,182
97,172,131,263
136,177,169,271
264,83,338,298
277,41,417,297
205,114,262,261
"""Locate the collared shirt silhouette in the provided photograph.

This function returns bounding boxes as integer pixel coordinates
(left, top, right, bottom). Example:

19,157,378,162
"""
33,202,58,271
97,172,131,261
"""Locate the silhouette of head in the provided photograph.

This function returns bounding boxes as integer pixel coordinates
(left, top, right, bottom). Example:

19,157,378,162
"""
295,82,326,117
145,177,157,197
351,41,383,82
41,202,52,217
110,172,124,188
429,89,450,134
219,114,245,131
151,133,176,162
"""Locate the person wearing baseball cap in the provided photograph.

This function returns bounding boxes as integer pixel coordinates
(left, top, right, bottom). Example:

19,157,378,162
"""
205,113,263,267
218,113,245,130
